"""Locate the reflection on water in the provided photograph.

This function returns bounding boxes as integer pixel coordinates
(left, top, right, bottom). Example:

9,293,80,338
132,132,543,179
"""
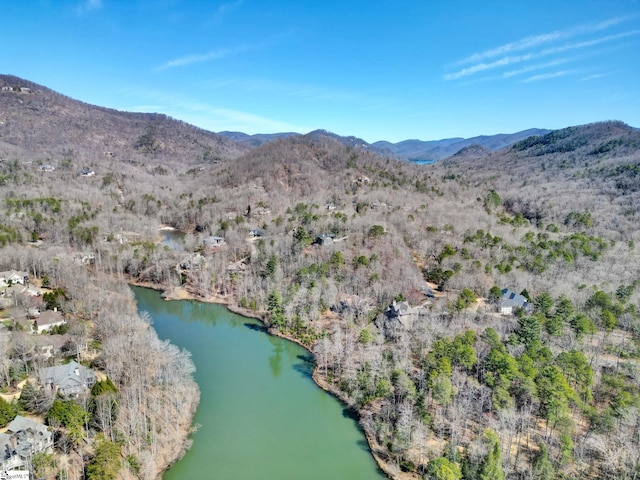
160,228,185,252
268,342,283,378
131,286,386,480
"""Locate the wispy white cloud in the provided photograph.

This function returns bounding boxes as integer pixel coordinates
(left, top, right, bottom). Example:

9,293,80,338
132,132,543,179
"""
121,88,308,133
456,16,631,65
444,28,640,81
156,31,291,70
202,77,390,106
522,70,574,83
503,58,572,78
157,44,257,70
445,53,534,80
580,72,612,81
75,0,102,15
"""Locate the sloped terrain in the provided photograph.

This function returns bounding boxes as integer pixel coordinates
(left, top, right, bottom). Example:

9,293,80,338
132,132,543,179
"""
0,74,248,168
1,77,640,480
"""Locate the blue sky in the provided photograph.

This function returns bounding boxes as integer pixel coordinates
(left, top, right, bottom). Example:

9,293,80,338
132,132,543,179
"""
2,0,639,142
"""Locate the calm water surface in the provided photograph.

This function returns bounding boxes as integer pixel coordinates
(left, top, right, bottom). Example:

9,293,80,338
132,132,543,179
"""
160,229,185,252
132,286,386,480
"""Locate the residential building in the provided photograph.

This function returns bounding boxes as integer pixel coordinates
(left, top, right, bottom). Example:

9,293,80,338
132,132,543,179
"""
500,288,529,315
0,271,28,288
34,310,66,334
315,233,336,246
0,416,53,471
203,236,225,248
39,361,96,397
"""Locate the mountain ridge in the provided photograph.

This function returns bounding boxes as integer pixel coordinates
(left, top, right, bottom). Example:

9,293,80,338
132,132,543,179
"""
218,127,554,161
1,73,635,169
0,73,249,167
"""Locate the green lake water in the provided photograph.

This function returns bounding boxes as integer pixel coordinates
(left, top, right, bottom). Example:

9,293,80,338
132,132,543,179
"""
131,286,386,480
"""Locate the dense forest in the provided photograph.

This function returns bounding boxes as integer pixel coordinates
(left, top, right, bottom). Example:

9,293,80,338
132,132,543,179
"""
1,75,640,480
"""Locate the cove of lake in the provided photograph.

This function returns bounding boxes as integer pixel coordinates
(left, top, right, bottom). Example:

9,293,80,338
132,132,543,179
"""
131,286,387,480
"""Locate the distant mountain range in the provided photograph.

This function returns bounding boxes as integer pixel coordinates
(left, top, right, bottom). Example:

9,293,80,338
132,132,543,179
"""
2,73,636,169
371,128,552,161
218,128,552,162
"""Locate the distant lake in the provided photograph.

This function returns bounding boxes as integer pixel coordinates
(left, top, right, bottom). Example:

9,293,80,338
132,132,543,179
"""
131,286,387,480
411,159,436,165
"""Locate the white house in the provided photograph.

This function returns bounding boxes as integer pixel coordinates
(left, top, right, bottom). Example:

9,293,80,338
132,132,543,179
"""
499,288,529,315
0,270,28,288
34,310,66,334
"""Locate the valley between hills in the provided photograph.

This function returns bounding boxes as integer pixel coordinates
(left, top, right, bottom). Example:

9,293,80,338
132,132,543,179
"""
1,74,640,480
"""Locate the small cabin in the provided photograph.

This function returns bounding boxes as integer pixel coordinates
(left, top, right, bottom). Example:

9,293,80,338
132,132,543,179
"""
499,288,529,315
203,236,225,248
315,233,336,246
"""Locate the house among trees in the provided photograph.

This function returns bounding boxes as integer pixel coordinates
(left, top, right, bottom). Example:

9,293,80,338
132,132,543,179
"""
79,169,95,177
0,416,53,471
499,288,529,315
315,233,336,246
39,164,55,172
39,361,96,397
0,270,29,288
1,284,42,316
384,300,427,332
33,334,71,360
203,236,225,248
34,309,66,334
248,229,264,238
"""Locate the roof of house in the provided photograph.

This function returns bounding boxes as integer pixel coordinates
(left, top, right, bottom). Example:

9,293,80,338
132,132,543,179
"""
386,300,418,317
4,416,53,462
33,333,70,350
315,233,336,244
0,431,11,449
36,310,65,328
0,270,27,282
7,416,49,436
203,236,224,244
500,288,528,308
39,361,95,393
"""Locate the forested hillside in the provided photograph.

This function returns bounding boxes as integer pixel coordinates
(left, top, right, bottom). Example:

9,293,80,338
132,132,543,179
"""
1,77,639,480
0,74,247,168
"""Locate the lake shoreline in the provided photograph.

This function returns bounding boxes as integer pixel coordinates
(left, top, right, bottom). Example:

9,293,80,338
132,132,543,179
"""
131,280,416,480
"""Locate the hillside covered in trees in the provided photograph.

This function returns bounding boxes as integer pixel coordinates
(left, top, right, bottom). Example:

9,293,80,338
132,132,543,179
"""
1,75,640,480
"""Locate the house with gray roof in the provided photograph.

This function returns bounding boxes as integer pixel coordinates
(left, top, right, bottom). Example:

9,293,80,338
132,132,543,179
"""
0,416,52,471
39,360,96,397
383,300,428,334
499,288,529,315
314,233,336,246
